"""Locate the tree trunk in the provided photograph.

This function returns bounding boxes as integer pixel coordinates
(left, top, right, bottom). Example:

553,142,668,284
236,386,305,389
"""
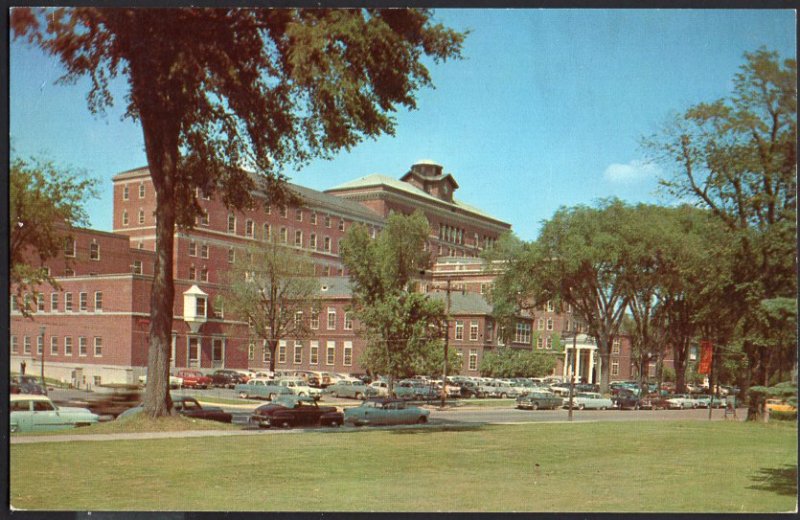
674,341,687,393
598,350,609,394
268,339,278,374
140,118,179,418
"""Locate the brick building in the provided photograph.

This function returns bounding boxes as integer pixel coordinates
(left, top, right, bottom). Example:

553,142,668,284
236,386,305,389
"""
10,160,648,386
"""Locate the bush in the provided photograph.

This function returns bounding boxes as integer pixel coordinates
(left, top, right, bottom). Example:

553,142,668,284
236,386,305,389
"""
769,410,797,422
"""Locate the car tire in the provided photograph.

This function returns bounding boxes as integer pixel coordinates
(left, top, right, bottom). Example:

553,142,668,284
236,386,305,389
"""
532,403,539,410
355,392,363,400
299,392,306,396
500,393,508,399
679,403,684,409
239,392,248,399
600,406,607,410
331,391,338,398
269,393,277,401
330,420,341,427
417,416,428,424
578,404,585,410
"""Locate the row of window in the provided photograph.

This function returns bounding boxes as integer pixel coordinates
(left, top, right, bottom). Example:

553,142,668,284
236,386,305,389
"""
247,339,354,367
121,182,146,201
453,320,483,342
12,292,104,314
227,209,349,234
254,310,353,331
63,238,101,260
120,208,151,226
11,335,103,357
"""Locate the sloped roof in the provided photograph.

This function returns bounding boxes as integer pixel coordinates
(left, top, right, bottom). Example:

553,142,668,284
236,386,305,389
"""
326,174,508,226
427,291,494,315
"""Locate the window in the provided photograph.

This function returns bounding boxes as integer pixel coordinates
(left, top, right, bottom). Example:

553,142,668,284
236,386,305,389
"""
338,219,345,232
344,312,353,330
536,336,544,349
37,335,44,355
189,241,197,256
280,206,288,218
537,318,544,331
64,238,76,257
324,215,331,228
199,210,209,226
24,336,31,354
133,260,143,275
295,230,303,247
294,311,303,328
195,297,206,317
310,310,319,330
611,359,620,377
95,292,103,312
123,184,129,200
310,212,317,225
37,294,45,312
545,337,553,349
228,248,235,263
200,244,209,259
323,236,331,252
293,341,303,364
327,308,336,330
139,182,145,198
50,293,60,312
263,341,271,363
546,318,554,331
309,233,317,249
227,214,236,234
612,337,621,354
295,208,303,221
343,342,353,366
547,300,555,312
280,227,287,243
248,341,255,361
122,210,129,226
470,320,479,341
94,337,103,357
310,341,319,365
189,266,196,280
468,349,478,371
326,341,335,365
200,268,208,282
79,336,88,356
11,295,18,313
80,292,88,312
138,209,145,224
262,223,271,241
454,321,464,340
278,341,287,364
11,336,18,354
245,219,254,237
65,337,73,355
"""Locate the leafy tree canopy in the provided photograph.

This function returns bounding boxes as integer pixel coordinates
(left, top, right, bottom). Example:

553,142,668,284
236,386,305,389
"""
479,348,556,378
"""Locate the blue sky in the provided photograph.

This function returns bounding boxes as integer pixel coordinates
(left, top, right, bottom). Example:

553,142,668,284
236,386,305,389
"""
10,9,796,241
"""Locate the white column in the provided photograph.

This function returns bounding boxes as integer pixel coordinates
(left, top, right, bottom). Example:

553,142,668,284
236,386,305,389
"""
588,348,595,384
574,346,582,383
563,349,569,381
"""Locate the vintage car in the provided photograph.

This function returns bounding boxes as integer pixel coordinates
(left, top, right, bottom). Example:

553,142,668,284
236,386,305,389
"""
117,396,233,423
393,380,439,400
175,370,212,389
249,396,343,428
344,398,430,426
63,384,142,418
234,378,292,400
10,394,99,433
665,394,698,409
571,392,613,410
516,391,563,410
210,369,248,389
326,379,378,399
139,374,183,389
611,390,653,410
369,380,390,397
278,378,323,399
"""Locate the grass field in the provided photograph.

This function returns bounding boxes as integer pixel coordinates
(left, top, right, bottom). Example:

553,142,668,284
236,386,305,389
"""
10,421,796,512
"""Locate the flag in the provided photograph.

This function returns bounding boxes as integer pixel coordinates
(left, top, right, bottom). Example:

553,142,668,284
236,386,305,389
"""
698,340,713,374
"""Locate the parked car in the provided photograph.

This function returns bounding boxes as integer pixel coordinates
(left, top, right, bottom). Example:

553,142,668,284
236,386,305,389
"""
344,398,430,426
210,369,248,389
234,378,292,400
175,370,212,389
249,396,343,428
612,391,653,410
10,394,99,433
456,381,481,398
278,378,323,399
666,394,697,409
571,392,613,410
139,374,183,389
325,379,377,399
369,380,390,397
516,391,563,410
10,380,47,395
118,396,233,423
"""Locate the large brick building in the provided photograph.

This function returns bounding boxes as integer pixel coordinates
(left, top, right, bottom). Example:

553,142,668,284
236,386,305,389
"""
10,160,645,387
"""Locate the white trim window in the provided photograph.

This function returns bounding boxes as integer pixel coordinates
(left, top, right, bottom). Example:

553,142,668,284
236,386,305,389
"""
612,337,621,354
327,308,336,330
310,341,319,365
546,318,554,331
133,260,143,275
122,210,129,226
344,312,353,330
37,294,45,312
295,230,303,247
338,219,345,232
310,212,317,225
24,336,31,354
278,340,287,364
515,322,531,344
454,321,464,340
11,336,18,354
122,184,129,200
611,359,620,376
189,241,197,256
94,337,103,357
95,292,103,312
37,335,44,355
310,310,320,330
64,238,76,257
200,244,209,259
138,209,145,225
138,182,145,198
79,336,88,356
295,208,303,222
309,233,317,250
262,223,271,241
227,214,237,234
280,227,287,243
469,320,479,341
248,340,255,361
245,219,254,238
263,341,272,364
324,215,331,228
79,292,88,312
468,349,478,371
326,341,335,366
64,337,73,355
343,342,353,366
293,341,303,364
323,236,331,252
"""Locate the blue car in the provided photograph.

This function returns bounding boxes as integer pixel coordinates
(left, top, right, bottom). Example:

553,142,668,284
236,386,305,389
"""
344,398,430,426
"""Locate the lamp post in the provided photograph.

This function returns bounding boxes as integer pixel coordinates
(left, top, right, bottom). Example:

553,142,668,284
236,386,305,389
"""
39,325,46,387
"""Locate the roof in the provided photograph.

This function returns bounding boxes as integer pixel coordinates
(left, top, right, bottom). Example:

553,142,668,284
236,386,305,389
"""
325,174,509,226
426,291,494,315
315,277,353,298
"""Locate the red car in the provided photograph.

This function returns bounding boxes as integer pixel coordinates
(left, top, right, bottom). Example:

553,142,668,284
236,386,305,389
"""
176,370,212,389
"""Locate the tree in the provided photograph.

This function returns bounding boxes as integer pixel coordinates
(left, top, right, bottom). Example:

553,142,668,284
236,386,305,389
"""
13,8,464,416
341,211,446,394
479,348,556,378
216,238,318,374
643,48,797,418
10,155,98,317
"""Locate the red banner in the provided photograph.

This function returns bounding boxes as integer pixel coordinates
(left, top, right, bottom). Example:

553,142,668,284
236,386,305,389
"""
698,340,713,374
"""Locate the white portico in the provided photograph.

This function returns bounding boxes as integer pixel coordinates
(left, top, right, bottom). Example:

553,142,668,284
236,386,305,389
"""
562,333,598,384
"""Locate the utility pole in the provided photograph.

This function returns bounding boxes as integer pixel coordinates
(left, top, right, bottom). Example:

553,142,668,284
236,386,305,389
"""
39,325,46,387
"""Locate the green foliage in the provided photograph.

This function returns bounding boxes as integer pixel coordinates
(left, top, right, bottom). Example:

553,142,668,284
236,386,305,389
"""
479,348,556,378
216,238,318,372
10,155,99,317
342,212,446,382
768,410,797,422
661,366,676,383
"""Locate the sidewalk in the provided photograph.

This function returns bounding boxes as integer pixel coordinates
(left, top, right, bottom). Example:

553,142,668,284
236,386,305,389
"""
10,427,298,445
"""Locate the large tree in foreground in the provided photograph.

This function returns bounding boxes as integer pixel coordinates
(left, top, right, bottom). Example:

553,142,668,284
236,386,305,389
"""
13,8,464,416
341,211,446,395
10,155,98,317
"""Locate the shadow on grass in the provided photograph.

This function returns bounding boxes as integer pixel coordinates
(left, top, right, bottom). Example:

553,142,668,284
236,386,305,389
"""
748,465,798,496
388,422,485,435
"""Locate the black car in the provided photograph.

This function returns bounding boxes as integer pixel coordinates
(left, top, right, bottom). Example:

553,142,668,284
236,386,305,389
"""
118,396,233,423
210,369,247,388
249,395,343,428
457,381,481,398
612,391,653,410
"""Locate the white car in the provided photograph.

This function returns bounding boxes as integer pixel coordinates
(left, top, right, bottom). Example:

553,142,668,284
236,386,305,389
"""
369,380,390,396
278,378,322,399
139,374,183,389
571,392,613,410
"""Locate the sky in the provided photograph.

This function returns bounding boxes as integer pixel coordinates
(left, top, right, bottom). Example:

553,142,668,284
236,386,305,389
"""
10,9,796,241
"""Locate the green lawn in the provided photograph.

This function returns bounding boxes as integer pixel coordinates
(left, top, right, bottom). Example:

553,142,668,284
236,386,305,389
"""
10,421,796,512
